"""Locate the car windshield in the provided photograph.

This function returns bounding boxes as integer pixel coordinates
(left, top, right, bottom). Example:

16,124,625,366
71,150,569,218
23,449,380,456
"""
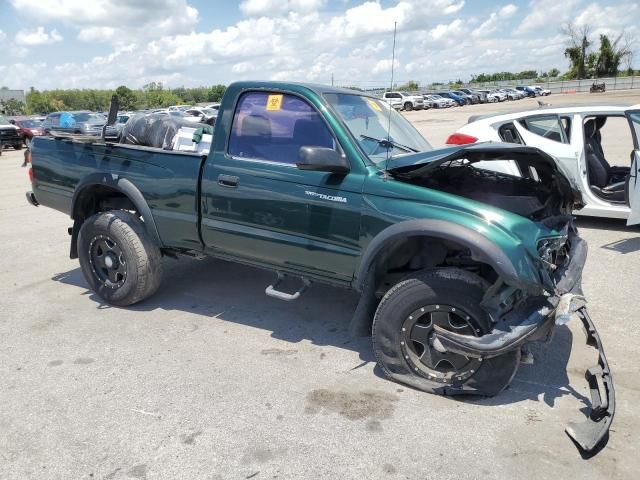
74,113,106,124
324,92,432,165
19,119,40,128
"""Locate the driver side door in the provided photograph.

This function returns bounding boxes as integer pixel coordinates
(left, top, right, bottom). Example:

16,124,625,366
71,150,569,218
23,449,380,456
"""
625,110,640,225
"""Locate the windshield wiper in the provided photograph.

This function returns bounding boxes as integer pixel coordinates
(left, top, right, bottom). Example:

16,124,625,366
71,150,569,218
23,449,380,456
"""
359,134,419,153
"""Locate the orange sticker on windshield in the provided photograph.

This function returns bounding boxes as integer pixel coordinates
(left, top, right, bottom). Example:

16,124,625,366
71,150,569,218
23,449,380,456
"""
367,98,382,112
266,94,283,111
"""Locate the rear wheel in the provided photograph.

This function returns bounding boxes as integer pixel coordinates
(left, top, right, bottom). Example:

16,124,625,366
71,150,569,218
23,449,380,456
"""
78,210,162,306
14,143,22,150
404,102,413,111
372,269,520,396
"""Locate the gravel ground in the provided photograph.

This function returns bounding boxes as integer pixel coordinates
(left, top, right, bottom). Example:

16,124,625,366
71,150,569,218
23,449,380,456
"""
1,90,639,479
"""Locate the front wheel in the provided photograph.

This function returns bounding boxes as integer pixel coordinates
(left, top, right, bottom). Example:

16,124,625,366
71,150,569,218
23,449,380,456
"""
77,210,163,306
404,102,413,111
372,269,520,396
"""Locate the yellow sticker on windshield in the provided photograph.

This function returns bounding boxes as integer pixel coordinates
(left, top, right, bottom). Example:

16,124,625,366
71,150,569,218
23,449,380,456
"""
266,94,283,111
367,98,382,112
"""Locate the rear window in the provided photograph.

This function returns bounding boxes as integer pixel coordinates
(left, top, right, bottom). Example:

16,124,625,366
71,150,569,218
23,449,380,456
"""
520,115,568,143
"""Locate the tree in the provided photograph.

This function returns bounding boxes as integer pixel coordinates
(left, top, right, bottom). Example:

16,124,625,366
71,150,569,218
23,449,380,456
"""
115,85,138,110
397,80,419,91
596,33,633,77
548,68,560,78
562,23,591,79
0,98,25,115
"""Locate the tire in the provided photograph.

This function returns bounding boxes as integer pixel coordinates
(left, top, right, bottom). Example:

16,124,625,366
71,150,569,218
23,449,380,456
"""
372,269,520,396
14,143,22,150
404,102,413,111
77,210,163,306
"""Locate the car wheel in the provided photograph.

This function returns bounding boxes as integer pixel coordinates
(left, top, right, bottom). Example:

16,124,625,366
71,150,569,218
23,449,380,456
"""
77,210,163,306
372,269,520,396
404,102,413,111
14,143,22,150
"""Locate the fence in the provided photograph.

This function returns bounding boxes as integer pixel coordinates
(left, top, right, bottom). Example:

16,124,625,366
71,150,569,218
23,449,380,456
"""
338,76,640,96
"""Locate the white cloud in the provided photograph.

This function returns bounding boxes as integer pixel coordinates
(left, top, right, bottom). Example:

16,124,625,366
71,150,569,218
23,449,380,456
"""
472,4,517,38
10,0,198,44
575,3,639,36
0,30,6,41
15,27,63,46
372,58,400,74
240,0,327,16
516,0,578,34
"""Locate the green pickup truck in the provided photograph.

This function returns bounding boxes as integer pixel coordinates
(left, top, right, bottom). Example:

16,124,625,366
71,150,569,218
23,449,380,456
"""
26,81,613,453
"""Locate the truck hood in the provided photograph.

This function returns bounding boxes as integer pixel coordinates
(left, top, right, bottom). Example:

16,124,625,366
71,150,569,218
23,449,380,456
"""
387,142,583,208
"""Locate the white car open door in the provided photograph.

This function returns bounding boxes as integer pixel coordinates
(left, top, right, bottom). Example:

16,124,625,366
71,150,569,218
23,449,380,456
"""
625,109,640,225
512,115,579,183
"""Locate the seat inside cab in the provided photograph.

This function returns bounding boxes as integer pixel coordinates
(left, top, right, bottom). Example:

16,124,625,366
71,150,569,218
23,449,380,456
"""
583,116,631,204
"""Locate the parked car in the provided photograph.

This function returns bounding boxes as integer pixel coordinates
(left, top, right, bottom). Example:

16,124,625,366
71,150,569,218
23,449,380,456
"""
26,81,613,454
0,114,23,154
423,94,454,108
515,86,537,97
435,91,466,106
446,104,640,222
498,88,524,100
43,111,106,137
184,108,217,122
10,117,45,145
533,85,551,96
453,90,479,104
458,88,486,103
167,105,192,112
382,91,424,111
475,89,500,103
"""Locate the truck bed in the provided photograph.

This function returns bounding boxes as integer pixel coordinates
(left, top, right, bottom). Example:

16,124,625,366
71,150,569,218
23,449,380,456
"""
31,137,206,251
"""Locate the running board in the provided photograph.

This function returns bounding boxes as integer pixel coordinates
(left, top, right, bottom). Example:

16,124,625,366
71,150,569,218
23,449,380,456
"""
265,272,311,301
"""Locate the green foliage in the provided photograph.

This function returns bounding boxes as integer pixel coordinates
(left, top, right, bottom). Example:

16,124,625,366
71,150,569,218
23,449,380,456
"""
25,83,228,114
471,70,540,83
0,98,25,115
397,80,419,91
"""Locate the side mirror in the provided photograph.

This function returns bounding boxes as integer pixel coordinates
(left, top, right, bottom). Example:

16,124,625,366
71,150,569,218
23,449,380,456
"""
297,146,349,174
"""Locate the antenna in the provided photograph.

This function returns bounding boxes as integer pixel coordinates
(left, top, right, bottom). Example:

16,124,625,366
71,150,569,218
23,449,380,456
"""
384,21,397,177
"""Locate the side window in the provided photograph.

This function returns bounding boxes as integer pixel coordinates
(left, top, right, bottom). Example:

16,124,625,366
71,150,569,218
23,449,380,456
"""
520,115,567,143
498,123,523,144
228,92,335,164
560,116,571,142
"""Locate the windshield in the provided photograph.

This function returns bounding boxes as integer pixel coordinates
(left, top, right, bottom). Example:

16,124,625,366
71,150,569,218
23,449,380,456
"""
74,113,106,124
325,93,432,165
19,119,40,128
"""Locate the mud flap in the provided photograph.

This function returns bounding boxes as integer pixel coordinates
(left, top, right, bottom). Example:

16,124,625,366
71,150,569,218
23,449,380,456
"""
565,308,615,454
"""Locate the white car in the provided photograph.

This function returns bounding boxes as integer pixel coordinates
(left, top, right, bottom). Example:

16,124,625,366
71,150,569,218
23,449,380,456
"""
478,89,506,102
424,94,455,108
382,91,424,111
533,85,551,96
446,104,640,223
167,105,192,112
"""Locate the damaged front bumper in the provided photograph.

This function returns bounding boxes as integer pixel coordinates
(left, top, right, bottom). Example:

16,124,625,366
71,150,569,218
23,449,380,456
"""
432,235,615,454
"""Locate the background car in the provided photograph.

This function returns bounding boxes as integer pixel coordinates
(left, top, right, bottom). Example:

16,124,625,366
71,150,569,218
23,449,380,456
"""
10,117,45,145
453,90,479,104
516,86,537,97
533,85,551,96
43,111,106,137
435,91,466,106
184,108,217,122
167,105,193,112
382,91,425,111
458,88,487,103
445,104,640,221
0,114,23,153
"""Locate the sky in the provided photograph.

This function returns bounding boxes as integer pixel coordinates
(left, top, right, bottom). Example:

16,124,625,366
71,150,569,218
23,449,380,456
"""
0,0,638,91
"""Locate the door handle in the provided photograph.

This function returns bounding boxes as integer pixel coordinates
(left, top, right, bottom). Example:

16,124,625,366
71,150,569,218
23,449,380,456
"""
218,174,239,188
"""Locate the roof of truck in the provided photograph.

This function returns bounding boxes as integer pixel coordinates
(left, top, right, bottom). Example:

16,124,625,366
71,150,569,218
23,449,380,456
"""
227,81,372,97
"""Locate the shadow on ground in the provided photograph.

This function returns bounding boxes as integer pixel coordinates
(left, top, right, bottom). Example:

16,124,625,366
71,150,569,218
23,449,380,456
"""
52,257,587,409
